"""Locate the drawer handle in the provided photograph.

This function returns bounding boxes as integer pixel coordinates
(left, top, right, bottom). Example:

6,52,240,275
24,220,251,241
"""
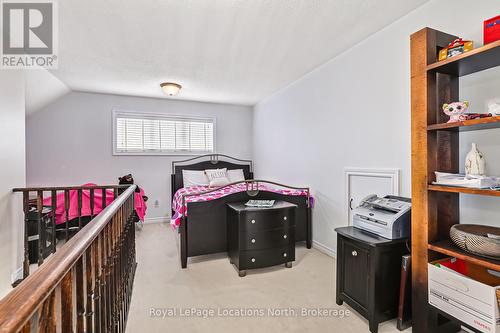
251,258,256,263
283,216,287,221
251,219,256,224
351,251,358,257
283,253,287,258
283,234,287,239
251,238,256,244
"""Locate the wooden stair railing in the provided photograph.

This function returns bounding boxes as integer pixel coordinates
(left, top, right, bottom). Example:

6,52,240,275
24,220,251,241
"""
12,185,130,280
0,185,138,333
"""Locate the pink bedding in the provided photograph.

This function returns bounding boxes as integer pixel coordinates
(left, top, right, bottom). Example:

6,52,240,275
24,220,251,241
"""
171,183,311,228
42,183,147,224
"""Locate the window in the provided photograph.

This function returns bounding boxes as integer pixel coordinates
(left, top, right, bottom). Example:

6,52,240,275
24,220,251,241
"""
113,110,215,155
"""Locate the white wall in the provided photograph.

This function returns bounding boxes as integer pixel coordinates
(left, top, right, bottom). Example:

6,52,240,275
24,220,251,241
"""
27,92,253,221
253,0,500,255
0,71,26,297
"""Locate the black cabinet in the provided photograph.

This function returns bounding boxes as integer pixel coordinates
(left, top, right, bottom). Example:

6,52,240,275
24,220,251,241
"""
227,201,297,277
335,227,409,333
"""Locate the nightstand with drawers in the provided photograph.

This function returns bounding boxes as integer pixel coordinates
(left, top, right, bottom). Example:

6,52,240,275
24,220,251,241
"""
227,201,297,277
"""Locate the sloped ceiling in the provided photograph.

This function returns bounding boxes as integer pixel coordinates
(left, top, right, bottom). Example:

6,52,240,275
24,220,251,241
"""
51,0,429,105
25,69,71,115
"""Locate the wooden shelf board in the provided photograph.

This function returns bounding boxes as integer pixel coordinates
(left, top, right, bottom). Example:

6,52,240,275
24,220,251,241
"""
427,116,500,132
427,40,500,76
428,184,500,197
428,239,500,271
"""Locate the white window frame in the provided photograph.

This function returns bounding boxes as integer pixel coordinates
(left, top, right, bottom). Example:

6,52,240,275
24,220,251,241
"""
112,109,217,156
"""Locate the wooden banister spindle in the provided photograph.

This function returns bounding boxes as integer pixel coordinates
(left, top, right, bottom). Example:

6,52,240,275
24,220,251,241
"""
90,188,95,219
64,189,70,241
93,235,102,333
113,216,120,331
104,228,110,332
115,213,121,333
76,257,85,333
123,207,128,328
109,220,115,332
99,232,106,333
85,244,94,333
106,224,112,332
37,190,44,266
38,291,56,333
111,221,117,331
108,208,115,331
118,210,123,332
105,224,112,332
102,188,107,209
61,270,74,333
78,189,83,231
100,228,107,333
123,211,128,326
51,190,57,254
22,191,30,279
115,209,120,332
124,204,129,329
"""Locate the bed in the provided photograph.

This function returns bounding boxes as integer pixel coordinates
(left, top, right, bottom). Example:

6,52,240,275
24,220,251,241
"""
170,154,312,268
43,183,147,225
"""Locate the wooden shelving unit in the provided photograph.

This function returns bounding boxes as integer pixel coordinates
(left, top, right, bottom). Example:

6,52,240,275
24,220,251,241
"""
411,28,500,333
428,184,500,197
427,116,500,132
426,40,500,76
428,240,500,271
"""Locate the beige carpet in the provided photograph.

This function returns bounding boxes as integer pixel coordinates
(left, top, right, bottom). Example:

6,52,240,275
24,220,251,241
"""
126,223,406,333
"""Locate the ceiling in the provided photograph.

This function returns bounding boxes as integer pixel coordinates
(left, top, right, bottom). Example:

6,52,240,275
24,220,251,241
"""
52,0,429,105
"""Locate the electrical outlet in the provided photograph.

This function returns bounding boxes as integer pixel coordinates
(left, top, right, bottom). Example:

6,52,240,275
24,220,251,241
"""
154,200,159,208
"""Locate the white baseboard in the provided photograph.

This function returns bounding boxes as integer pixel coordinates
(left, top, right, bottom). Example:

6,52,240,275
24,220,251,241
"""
11,267,23,284
312,240,336,258
143,216,170,224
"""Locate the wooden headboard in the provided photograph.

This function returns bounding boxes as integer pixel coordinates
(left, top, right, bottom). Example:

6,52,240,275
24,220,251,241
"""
171,154,253,203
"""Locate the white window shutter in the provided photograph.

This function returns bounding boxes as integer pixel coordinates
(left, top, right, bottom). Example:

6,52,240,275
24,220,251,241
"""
114,111,215,155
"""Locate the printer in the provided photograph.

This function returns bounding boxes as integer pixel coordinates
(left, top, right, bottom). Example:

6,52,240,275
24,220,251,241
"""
352,195,411,239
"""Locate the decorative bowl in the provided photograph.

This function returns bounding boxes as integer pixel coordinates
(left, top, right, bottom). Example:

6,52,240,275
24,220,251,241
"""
450,224,500,260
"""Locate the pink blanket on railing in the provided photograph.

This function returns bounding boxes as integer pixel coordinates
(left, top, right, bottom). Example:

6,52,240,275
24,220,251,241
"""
42,183,147,224
171,183,312,228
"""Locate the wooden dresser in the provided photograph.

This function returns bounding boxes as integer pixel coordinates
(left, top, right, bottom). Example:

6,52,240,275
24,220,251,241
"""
335,226,409,333
227,201,297,277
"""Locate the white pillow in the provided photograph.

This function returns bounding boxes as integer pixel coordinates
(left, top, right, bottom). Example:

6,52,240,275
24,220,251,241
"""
227,169,245,183
205,168,230,187
182,170,209,187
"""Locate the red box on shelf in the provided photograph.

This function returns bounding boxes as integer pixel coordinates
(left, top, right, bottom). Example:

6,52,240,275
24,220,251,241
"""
484,15,500,44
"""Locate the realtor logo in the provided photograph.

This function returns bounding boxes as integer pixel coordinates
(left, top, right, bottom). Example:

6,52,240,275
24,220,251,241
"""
1,0,58,68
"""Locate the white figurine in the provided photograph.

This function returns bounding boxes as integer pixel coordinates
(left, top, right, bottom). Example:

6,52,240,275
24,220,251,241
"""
465,143,485,176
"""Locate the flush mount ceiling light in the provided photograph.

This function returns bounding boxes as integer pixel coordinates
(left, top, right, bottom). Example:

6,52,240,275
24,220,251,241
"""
160,82,182,96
